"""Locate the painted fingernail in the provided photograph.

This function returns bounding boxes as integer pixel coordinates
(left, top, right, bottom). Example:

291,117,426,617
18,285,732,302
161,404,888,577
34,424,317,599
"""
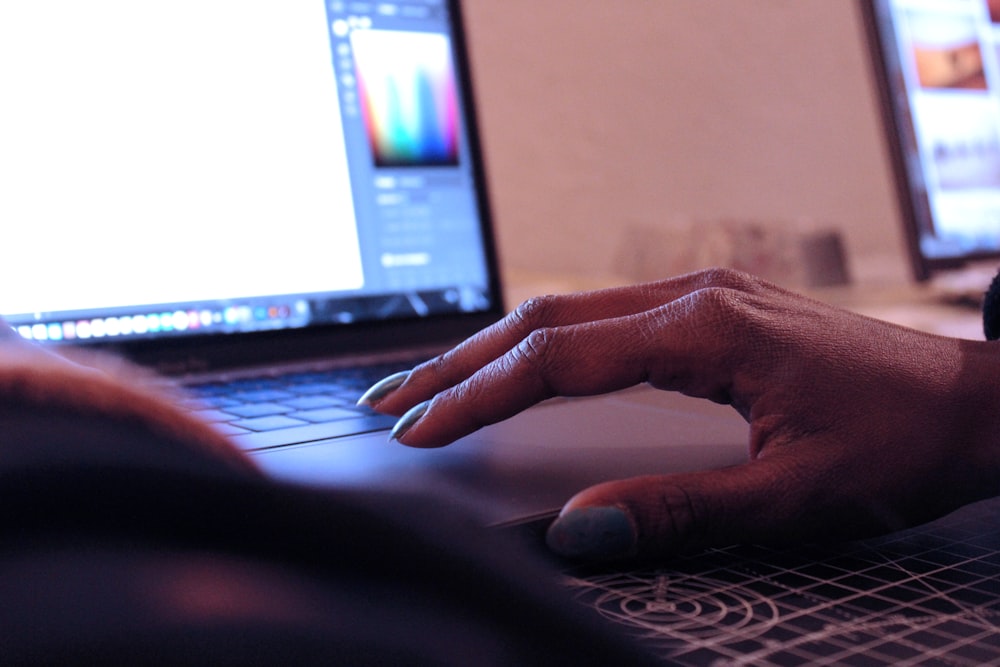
357,370,411,407
545,506,636,560
389,400,431,443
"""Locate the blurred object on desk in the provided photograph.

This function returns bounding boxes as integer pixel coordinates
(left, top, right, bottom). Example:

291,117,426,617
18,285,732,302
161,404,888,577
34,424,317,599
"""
615,219,850,289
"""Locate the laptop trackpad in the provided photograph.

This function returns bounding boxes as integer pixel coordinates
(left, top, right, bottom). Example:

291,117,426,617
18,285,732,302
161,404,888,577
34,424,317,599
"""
254,387,749,522
457,387,749,518
481,386,747,456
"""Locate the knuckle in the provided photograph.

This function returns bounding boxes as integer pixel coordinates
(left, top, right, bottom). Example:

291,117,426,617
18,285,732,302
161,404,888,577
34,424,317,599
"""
690,267,768,293
669,285,749,325
503,326,568,395
633,482,708,556
508,294,562,333
641,287,753,395
513,326,559,368
661,484,700,538
414,352,450,378
443,374,484,408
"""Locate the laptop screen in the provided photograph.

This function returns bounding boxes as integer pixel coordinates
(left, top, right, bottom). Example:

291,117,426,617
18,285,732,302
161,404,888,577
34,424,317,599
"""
862,0,1000,280
0,0,499,345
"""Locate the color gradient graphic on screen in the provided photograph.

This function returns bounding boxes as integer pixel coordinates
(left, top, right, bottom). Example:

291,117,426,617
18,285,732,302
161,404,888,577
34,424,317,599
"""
350,29,459,167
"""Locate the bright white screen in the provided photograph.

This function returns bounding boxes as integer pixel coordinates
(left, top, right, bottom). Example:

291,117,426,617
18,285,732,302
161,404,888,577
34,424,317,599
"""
0,1,363,315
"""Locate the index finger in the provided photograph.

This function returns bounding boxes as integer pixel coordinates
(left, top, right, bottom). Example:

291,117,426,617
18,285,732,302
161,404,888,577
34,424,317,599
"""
391,286,756,447
367,270,781,417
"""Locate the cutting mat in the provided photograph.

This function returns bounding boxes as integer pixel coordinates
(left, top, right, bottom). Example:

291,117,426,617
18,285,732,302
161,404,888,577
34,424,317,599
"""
562,497,1000,665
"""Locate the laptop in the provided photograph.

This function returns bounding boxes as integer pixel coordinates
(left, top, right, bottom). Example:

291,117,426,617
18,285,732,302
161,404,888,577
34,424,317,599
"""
0,0,750,519
862,0,1000,301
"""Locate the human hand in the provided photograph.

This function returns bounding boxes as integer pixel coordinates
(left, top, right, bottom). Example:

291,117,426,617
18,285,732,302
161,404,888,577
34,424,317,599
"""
359,269,1000,560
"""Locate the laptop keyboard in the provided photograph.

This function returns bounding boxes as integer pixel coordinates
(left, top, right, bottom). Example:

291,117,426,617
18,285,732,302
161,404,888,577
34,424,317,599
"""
180,360,416,451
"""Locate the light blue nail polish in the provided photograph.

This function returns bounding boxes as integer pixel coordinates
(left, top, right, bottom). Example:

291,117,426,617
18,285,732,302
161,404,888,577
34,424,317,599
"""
389,400,431,442
545,506,636,560
357,370,411,407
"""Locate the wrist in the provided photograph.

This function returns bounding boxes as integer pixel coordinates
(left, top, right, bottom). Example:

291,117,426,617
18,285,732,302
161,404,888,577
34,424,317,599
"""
954,341,1000,500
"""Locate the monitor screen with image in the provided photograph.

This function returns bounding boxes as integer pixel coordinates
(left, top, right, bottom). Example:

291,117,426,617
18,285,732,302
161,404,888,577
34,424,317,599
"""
0,0,500,347
862,0,1000,281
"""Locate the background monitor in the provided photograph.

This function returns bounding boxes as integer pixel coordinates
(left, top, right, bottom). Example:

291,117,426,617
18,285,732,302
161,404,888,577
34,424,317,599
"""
862,0,1000,281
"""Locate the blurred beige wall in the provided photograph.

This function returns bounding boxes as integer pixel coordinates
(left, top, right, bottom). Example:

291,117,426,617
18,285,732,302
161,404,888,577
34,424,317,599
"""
461,0,908,288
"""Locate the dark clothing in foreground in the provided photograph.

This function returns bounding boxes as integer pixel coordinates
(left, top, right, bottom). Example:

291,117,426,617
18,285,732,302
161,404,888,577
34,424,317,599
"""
0,400,658,666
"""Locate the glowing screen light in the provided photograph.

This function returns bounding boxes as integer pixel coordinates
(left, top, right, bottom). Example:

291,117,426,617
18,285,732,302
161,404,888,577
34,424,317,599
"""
350,29,460,167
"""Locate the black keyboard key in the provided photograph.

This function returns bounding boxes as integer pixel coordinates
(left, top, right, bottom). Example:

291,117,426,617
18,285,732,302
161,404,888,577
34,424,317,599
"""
225,403,292,419
232,415,309,432
190,408,240,423
211,422,252,436
289,407,360,423
232,389,297,403
230,414,397,450
285,382,352,396
281,396,350,410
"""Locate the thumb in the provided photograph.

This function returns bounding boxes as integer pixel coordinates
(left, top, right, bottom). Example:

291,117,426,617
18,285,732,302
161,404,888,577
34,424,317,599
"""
545,452,878,561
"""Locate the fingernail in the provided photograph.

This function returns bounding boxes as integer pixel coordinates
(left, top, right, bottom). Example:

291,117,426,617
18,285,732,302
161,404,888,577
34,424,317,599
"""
357,370,411,407
545,506,636,560
389,400,430,443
